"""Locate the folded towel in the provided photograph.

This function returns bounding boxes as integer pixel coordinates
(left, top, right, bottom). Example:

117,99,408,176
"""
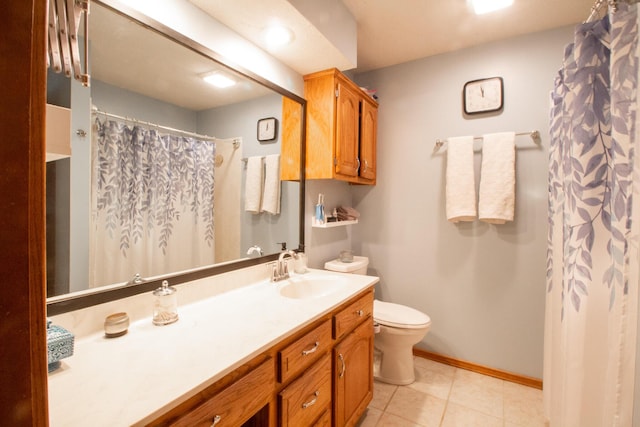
244,156,263,214
336,206,360,221
446,136,477,222
261,154,281,215
479,132,516,224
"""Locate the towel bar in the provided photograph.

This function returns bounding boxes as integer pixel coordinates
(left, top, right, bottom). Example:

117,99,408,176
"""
434,130,540,151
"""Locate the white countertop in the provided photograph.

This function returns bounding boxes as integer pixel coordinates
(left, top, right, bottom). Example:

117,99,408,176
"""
47,269,378,426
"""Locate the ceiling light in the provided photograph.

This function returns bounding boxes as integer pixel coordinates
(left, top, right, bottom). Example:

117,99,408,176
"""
201,71,236,88
471,0,514,15
265,25,293,48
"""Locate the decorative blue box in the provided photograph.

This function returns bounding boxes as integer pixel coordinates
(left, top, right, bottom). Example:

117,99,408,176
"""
47,321,74,372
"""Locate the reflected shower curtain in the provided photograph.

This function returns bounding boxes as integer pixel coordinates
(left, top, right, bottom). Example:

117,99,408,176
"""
89,116,216,287
545,4,639,426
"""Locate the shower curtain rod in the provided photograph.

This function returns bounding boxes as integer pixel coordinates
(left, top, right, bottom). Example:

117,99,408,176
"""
92,107,241,148
433,130,540,151
586,0,639,22
586,0,608,22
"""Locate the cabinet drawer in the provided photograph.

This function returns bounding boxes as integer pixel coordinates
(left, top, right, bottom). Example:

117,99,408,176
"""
312,409,331,426
172,358,274,427
279,319,332,383
279,353,332,427
333,290,374,340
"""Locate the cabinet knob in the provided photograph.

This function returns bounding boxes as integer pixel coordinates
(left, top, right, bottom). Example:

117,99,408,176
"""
302,391,320,409
210,415,221,426
356,309,364,317
301,341,320,356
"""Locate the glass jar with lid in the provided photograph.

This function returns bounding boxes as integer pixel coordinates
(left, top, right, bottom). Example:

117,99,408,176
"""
152,280,179,326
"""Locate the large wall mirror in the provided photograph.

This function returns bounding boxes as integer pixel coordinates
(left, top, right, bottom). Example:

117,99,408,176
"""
46,0,305,314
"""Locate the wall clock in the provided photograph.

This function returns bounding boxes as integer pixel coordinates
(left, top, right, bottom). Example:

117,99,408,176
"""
257,117,278,142
463,77,504,115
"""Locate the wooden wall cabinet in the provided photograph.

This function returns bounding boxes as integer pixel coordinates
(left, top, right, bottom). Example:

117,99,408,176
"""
282,68,378,185
150,288,374,427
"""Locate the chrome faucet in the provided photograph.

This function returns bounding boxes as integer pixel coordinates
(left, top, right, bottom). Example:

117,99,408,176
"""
246,245,263,256
271,250,299,282
127,273,145,286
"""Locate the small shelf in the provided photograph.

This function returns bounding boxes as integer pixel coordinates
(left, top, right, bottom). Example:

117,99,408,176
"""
312,219,358,228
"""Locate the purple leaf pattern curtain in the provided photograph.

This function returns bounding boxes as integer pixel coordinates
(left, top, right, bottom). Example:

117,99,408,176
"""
544,4,639,425
89,116,216,287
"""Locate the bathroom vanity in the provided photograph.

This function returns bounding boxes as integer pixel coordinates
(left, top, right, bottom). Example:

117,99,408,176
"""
47,268,377,426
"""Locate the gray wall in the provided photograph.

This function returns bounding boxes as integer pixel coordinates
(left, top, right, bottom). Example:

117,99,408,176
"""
305,180,356,267
306,26,575,379
91,80,198,131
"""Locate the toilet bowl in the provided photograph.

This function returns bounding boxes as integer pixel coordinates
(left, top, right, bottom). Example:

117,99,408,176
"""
323,255,432,385
373,300,431,385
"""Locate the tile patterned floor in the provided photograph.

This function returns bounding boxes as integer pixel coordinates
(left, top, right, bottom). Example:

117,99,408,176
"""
358,357,545,427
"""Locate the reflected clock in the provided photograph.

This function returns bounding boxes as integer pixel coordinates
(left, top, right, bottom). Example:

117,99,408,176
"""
257,117,278,142
463,77,504,115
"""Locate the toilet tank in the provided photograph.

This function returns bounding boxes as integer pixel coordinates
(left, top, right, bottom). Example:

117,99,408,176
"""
324,256,369,275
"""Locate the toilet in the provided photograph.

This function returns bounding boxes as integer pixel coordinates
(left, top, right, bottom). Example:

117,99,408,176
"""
324,256,432,385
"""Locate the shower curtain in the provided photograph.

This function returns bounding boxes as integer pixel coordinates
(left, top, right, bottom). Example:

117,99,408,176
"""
545,3,639,426
89,116,216,287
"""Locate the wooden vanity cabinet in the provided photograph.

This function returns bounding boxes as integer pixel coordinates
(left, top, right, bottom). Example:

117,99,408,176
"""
332,292,374,427
278,288,373,427
283,68,378,185
279,353,332,426
149,287,374,427
164,357,275,427
278,319,332,384
333,320,374,427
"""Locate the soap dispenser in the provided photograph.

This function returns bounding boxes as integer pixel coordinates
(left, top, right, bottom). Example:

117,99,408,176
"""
152,280,179,326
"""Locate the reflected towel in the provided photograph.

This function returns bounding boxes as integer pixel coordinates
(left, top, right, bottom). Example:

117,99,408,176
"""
479,132,516,224
244,156,263,214
446,136,477,222
262,154,281,215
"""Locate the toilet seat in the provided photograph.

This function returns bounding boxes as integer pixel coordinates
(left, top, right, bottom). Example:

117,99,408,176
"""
374,300,431,329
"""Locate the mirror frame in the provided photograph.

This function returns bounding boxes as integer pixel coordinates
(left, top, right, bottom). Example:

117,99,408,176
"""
46,0,306,316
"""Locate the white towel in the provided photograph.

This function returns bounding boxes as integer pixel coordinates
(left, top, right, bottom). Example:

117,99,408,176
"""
479,132,516,224
446,136,477,222
244,156,263,214
261,154,281,215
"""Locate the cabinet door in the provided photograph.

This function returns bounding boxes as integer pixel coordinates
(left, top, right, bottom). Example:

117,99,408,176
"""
359,100,377,182
335,82,360,178
333,319,374,427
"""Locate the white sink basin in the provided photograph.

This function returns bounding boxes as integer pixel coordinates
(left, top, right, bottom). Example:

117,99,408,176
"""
279,276,347,299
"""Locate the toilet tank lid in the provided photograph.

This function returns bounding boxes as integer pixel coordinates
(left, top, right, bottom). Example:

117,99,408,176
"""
374,300,431,327
324,256,369,273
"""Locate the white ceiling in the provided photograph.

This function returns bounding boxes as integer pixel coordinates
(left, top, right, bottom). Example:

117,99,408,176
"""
190,0,596,73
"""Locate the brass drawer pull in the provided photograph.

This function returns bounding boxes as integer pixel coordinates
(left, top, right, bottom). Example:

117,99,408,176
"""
302,391,320,409
356,309,364,317
301,341,320,356
210,415,221,426
338,353,346,378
